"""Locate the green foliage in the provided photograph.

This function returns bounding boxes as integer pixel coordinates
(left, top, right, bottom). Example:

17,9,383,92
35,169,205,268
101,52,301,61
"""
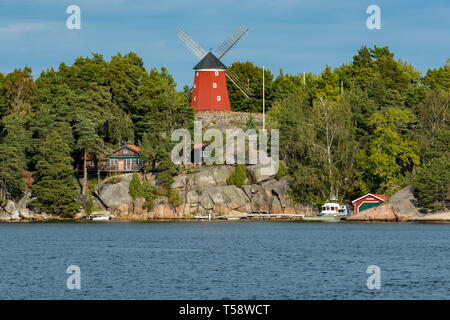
0,114,29,199
276,161,289,180
33,130,80,216
227,164,247,187
0,47,448,212
142,180,159,206
412,156,449,210
129,173,143,200
109,176,122,184
227,62,274,113
356,109,420,195
245,114,258,130
86,195,95,215
169,188,181,207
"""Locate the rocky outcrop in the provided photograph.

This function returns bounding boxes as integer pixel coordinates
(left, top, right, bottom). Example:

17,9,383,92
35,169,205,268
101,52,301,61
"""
0,195,55,222
86,165,314,220
95,174,134,213
347,186,424,222
346,204,397,222
413,211,450,222
386,186,423,221
246,162,277,184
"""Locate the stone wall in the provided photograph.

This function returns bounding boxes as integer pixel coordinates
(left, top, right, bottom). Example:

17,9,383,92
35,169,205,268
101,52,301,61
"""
195,111,264,131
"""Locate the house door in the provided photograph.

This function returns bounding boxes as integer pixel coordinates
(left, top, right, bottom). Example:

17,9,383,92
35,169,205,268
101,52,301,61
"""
118,160,124,171
125,159,131,171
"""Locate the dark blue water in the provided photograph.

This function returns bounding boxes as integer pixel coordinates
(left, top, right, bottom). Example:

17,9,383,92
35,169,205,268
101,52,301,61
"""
0,222,449,299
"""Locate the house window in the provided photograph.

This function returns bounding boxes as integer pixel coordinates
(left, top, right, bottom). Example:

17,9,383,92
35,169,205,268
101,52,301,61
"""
213,83,217,88
217,96,221,101
215,71,219,76
89,160,95,167
123,149,130,155
109,159,118,167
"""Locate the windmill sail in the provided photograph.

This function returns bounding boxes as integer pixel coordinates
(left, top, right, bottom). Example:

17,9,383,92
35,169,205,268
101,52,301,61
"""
177,26,254,103
226,69,253,99
216,25,249,60
177,29,207,60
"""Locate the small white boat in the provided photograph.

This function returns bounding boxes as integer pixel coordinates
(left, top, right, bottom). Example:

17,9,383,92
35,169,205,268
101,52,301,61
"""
88,212,117,221
319,202,349,217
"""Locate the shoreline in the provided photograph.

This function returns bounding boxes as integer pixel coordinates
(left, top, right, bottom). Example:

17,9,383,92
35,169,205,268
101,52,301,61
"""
1,217,449,224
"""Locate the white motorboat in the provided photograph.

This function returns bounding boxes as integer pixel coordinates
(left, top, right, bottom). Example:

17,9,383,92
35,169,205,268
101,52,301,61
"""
88,212,117,221
319,202,349,217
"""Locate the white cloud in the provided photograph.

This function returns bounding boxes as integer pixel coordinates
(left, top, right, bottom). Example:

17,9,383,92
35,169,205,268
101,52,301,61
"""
0,23,52,33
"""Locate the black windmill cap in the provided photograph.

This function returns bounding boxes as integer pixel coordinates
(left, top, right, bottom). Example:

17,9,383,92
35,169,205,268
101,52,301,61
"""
193,52,227,70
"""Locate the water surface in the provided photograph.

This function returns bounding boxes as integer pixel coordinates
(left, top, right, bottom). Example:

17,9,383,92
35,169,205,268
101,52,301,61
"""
0,222,449,299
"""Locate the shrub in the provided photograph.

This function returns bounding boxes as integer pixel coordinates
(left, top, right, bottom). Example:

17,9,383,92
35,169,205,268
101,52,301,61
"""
109,176,122,184
129,173,143,200
227,164,247,187
276,161,289,180
142,180,159,206
0,195,6,207
169,188,181,207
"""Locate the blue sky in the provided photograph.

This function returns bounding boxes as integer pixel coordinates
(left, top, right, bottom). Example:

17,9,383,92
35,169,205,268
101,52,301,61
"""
0,0,449,88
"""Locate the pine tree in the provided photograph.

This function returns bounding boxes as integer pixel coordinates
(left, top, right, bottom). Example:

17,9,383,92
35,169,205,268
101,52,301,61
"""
74,117,104,195
33,130,80,216
0,114,28,199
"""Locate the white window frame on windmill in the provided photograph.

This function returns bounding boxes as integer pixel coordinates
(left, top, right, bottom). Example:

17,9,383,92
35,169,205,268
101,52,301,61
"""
213,83,217,88
215,71,219,76
217,96,221,101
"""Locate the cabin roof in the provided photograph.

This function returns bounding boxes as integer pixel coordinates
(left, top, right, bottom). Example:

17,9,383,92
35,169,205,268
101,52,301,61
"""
110,144,141,155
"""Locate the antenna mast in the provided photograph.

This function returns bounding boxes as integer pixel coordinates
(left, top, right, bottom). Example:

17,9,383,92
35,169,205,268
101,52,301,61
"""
263,66,265,130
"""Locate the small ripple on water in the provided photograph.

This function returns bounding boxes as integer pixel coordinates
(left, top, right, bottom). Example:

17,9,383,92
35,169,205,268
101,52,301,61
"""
1,222,450,299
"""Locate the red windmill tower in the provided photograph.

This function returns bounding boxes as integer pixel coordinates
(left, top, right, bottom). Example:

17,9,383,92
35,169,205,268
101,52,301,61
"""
177,26,253,111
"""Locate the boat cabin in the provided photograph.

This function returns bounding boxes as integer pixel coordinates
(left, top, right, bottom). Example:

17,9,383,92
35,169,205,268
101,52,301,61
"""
320,202,349,216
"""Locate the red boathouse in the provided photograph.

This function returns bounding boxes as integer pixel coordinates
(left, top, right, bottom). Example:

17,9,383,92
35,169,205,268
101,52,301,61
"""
191,52,231,112
352,193,388,215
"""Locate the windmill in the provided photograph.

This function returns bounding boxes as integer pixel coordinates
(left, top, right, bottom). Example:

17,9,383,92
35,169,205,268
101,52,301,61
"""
177,25,253,112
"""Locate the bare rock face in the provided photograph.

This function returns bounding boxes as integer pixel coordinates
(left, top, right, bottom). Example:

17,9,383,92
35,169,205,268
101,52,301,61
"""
19,208,33,220
414,211,450,222
147,197,177,219
387,186,423,221
16,192,32,211
172,166,234,190
346,204,397,222
95,176,133,213
4,200,16,214
246,162,277,184
9,210,21,220
272,176,291,209
0,210,11,221
198,185,250,217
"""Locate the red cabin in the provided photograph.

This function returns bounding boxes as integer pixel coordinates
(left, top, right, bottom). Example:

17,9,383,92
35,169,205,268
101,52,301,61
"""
352,193,388,215
191,52,231,112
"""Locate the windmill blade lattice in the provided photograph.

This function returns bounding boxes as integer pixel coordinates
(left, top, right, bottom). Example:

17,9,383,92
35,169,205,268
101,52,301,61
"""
177,29,207,60
216,25,249,60
226,69,253,99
